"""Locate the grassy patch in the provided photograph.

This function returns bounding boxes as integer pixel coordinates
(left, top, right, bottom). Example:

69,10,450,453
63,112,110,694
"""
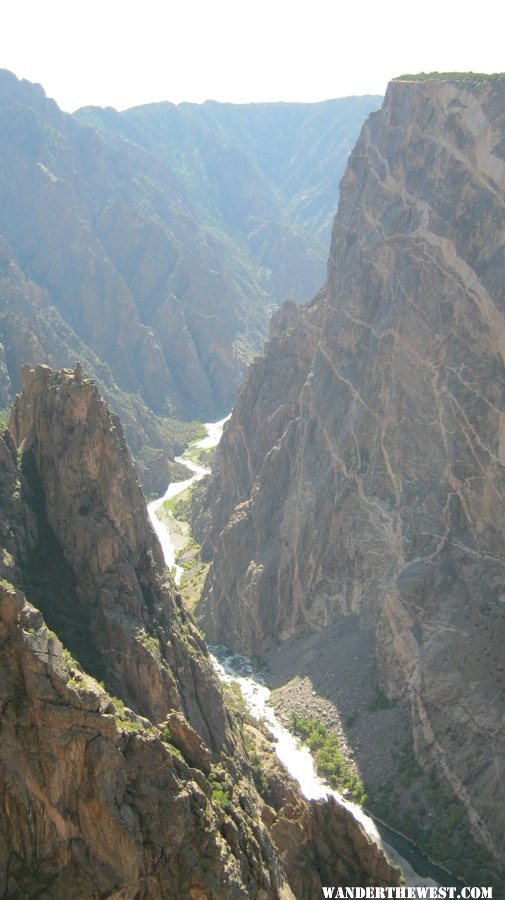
222,681,261,731
161,483,194,521
161,495,180,516
159,725,183,757
182,445,214,467
164,484,195,523
167,459,193,482
291,713,367,805
0,577,15,591
226,680,248,715
110,696,145,732
156,416,206,449
63,647,80,668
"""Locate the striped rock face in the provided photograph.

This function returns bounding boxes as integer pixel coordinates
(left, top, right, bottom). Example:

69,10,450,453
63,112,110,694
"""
195,77,505,875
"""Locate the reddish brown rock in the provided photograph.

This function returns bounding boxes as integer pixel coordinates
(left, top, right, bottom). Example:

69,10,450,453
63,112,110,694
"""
9,364,229,751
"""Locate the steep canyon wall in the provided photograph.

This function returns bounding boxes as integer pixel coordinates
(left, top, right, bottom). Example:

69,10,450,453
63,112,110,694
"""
195,76,505,871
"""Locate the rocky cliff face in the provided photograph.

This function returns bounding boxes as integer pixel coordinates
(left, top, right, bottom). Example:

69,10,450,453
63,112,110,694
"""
195,76,505,874
0,365,400,896
8,364,229,746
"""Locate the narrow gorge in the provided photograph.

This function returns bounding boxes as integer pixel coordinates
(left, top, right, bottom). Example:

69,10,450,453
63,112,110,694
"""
1,69,504,896
146,419,444,887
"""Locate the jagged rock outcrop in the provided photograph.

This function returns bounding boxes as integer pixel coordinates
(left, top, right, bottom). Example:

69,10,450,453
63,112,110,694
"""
0,366,400,896
195,75,505,874
8,364,230,750
0,583,277,899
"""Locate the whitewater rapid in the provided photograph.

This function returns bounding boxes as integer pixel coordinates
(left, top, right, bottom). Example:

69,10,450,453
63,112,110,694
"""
211,645,380,831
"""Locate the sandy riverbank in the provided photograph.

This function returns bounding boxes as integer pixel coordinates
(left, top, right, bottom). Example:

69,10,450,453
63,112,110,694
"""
155,504,190,556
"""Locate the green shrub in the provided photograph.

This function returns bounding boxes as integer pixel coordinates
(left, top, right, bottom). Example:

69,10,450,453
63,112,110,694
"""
208,769,232,810
0,577,15,591
159,726,183,757
63,647,80,668
291,713,367,805
137,629,160,656
110,696,145,733
250,752,270,797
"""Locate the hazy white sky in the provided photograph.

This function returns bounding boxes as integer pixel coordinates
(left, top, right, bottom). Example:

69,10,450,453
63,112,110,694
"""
1,0,503,111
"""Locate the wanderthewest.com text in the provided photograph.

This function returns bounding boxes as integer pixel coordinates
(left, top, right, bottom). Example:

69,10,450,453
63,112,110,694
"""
321,887,492,899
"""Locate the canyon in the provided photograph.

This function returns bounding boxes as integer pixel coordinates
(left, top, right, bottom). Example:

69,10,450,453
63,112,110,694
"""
194,74,505,886
0,68,380,493
1,69,505,894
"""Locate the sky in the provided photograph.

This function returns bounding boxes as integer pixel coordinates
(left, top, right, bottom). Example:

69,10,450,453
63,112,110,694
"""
1,0,503,112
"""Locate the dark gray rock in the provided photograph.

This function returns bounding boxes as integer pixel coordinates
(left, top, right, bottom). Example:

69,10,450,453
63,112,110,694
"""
195,76,505,873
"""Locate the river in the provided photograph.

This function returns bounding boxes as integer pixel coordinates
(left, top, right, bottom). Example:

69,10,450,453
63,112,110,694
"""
147,418,464,890
147,415,229,582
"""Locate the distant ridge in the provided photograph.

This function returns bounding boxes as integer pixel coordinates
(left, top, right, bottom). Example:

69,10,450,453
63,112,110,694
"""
0,68,381,490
